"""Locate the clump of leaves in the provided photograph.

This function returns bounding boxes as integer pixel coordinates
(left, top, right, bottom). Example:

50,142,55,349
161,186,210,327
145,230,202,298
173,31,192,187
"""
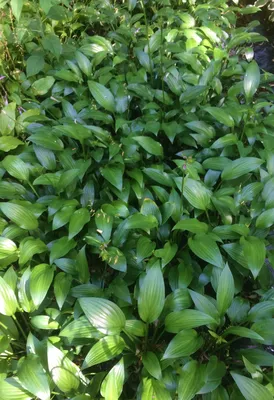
0,0,274,399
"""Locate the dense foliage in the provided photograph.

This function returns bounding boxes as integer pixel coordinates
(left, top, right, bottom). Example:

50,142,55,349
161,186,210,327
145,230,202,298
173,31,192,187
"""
1,0,274,399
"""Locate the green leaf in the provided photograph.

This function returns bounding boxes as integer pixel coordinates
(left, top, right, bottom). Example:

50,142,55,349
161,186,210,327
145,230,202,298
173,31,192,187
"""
17,355,50,400
32,77,55,96
0,203,38,230
136,236,155,263
79,297,126,335
244,60,260,100
0,102,16,135
124,320,146,337
138,262,165,323
11,0,23,20
100,358,125,400
30,264,54,308
178,360,205,400
173,219,208,234
82,335,125,369
41,34,62,59
47,341,84,393
19,237,47,266
0,276,18,316
28,132,64,151
223,326,264,341
2,155,29,181
241,236,265,279
101,164,124,191
0,237,17,259
183,178,212,210
256,208,274,228
222,158,263,180
60,316,103,341
31,315,59,330
188,234,223,268
52,206,75,230
0,378,31,400
142,352,162,380
217,264,234,315
204,107,235,127
124,213,158,231
140,378,172,400
0,137,23,152
88,81,115,113
26,55,45,77
75,51,92,76
251,319,274,344
68,208,90,239
95,210,113,242
54,272,72,309
165,310,217,333
162,329,203,359
49,236,76,264
133,136,163,156
231,372,272,400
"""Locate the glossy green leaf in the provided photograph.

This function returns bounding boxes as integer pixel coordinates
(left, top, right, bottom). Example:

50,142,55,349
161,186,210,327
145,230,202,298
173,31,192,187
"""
162,329,203,359
30,264,54,308
82,335,125,369
17,354,50,400
0,378,31,400
188,234,223,268
183,178,212,210
222,157,263,180
68,208,90,239
47,342,84,392
100,358,125,400
101,164,124,191
0,237,17,259
0,276,18,316
244,60,260,100
173,219,208,234
124,320,146,337
28,132,64,151
79,297,126,335
54,272,72,309
49,236,76,264
142,352,162,380
0,203,38,230
241,236,265,278
256,208,274,228
165,309,217,333
133,136,163,156
231,372,272,400
88,81,115,113
32,76,55,95
204,107,234,127
178,360,205,400
138,262,165,323
223,326,264,341
217,264,234,315
2,155,29,181
19,237,47,266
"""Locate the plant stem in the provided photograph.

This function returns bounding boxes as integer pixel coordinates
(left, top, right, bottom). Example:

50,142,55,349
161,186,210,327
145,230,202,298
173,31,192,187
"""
27,180,39,197
144,323,149,352
12,315,28,342
140,0,154,85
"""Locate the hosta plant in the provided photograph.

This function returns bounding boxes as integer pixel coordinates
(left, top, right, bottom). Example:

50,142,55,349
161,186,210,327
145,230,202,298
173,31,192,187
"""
0,0,274,399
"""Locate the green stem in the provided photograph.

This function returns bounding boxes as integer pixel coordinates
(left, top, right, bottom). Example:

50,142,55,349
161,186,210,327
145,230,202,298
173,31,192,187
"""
12,315,28,342
140,0,154,84
27,180,39,197
144,323,149,352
